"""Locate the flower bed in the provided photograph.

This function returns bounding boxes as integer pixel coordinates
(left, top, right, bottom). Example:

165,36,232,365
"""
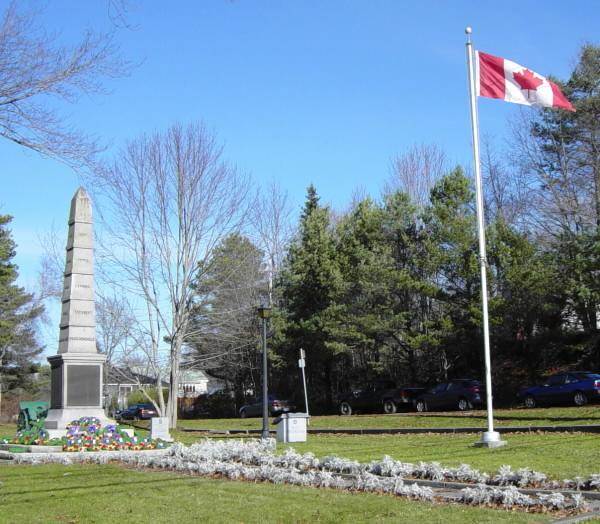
13,439,595,514
1,417,168,452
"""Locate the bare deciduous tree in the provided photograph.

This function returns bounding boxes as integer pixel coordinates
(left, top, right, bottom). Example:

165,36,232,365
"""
385,144,447,208
481,139,530,229
96,294,134,366
250,182,293,304
89,122,252,428
0,2,128,168
511,109,597,237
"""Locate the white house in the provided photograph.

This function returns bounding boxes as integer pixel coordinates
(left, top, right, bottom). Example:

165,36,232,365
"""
178,369,226,398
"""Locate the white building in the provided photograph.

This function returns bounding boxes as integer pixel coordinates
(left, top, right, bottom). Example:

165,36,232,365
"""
178,369,226,398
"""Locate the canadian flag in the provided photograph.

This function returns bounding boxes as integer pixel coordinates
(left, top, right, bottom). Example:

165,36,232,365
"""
476,51,575,112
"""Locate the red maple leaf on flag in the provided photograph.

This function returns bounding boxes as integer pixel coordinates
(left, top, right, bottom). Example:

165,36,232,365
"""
513,69,543,92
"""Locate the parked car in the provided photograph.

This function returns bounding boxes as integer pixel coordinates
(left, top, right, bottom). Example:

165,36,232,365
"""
414,379,484,412
117,403,159,420
338,381,425,415
518,371,600,408
239,395,293,418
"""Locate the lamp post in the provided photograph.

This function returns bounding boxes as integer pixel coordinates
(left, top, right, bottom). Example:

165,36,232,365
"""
257,302,272,440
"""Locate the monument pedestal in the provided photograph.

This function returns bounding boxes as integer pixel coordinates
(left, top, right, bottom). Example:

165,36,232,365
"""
45,353,113,439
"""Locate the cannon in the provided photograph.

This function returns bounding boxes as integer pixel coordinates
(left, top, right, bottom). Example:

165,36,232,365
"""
17,401,49,431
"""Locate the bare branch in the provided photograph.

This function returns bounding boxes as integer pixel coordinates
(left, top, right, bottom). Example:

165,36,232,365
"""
0,1,130,169
385,144,447,208
87,122,253,427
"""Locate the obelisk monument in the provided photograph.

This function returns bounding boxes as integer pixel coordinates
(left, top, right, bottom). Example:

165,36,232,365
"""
45,188,113,437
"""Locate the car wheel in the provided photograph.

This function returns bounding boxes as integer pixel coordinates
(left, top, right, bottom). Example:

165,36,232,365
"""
524,395,536,409
415,400,427,412
383,400,397,414
457,398,470,411
574,391,588,406
240,409,247,419
340,402,353,416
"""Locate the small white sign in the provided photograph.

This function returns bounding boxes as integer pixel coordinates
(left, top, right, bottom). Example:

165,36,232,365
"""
151,417,173,442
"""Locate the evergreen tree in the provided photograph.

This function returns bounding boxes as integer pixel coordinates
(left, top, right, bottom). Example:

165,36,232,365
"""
487,220,561,394
335,197,392,385
187,233,267,405
527,45,600,234
0,215,44,400
423,168,481,379
381,190,444,384
523,44,600,358
277,185,342,407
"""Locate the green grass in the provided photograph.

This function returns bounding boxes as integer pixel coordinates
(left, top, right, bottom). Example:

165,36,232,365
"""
3,408,599,480
0,463,551,523
289,433,600,479
0,422,16,438
179,405,600,431
167,431,600,480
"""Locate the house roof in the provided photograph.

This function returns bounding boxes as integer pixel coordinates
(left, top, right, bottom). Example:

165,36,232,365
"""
179,368,226,384
106,365,223,387
180,369,211,383
105,365,166,386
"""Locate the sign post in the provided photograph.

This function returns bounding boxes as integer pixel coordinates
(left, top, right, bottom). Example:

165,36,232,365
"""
298,348,309,422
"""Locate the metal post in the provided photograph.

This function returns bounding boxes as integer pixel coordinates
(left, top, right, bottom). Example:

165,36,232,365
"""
261,315,269,440
465,26,506,448
299,348,309,419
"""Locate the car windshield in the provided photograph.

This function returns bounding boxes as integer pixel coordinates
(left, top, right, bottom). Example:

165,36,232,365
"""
546,375,565,386
458,380,480,387
574,372,600,380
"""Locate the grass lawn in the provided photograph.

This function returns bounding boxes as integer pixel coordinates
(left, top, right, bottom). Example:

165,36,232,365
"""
289,433,600,479
3,409,600,479
1,418,598,522
0,463,552,523
166,431,600,480
0,422,15,437
179,405,600,431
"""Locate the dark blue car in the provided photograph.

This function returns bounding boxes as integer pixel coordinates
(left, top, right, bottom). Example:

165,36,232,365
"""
519,371,600,408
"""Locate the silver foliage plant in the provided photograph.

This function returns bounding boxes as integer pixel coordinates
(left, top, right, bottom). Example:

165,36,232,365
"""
12,440,592,511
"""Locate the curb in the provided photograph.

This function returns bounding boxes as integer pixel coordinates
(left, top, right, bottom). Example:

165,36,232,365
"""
552,510,600,523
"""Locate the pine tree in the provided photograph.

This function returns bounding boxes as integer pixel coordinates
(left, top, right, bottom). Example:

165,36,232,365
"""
0,215,44,405
187,233,267,405
335,197,392,386
277,185,342,407
487,219,561,391
423,168,481,379
523,44,600,348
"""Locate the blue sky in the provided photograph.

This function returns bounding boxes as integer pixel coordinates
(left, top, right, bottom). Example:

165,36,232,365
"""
2,0,598,304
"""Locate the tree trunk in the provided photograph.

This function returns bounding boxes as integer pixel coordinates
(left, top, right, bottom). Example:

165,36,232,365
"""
167,337,183,429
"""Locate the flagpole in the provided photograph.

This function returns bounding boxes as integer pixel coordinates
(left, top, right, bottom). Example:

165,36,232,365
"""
465,27,506,448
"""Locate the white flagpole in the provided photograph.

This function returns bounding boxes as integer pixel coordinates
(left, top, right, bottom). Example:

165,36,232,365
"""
465,27,506,448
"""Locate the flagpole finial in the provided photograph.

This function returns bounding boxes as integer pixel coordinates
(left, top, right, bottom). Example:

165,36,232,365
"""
465,26,472,44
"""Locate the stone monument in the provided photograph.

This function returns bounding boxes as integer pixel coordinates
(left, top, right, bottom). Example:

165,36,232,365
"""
45,187,113,438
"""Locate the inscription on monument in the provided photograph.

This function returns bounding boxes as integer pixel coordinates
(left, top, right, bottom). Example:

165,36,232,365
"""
67,365,101,406
51,365,63,409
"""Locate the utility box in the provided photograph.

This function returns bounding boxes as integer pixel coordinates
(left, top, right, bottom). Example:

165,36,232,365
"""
274,412,309,443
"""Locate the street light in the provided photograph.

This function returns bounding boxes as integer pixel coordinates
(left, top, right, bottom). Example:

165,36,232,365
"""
257,302,272,440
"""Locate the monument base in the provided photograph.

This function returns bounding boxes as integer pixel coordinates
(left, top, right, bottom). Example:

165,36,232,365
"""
45,352,114,439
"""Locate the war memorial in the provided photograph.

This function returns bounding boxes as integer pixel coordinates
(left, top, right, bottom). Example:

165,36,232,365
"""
44,188,114,438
